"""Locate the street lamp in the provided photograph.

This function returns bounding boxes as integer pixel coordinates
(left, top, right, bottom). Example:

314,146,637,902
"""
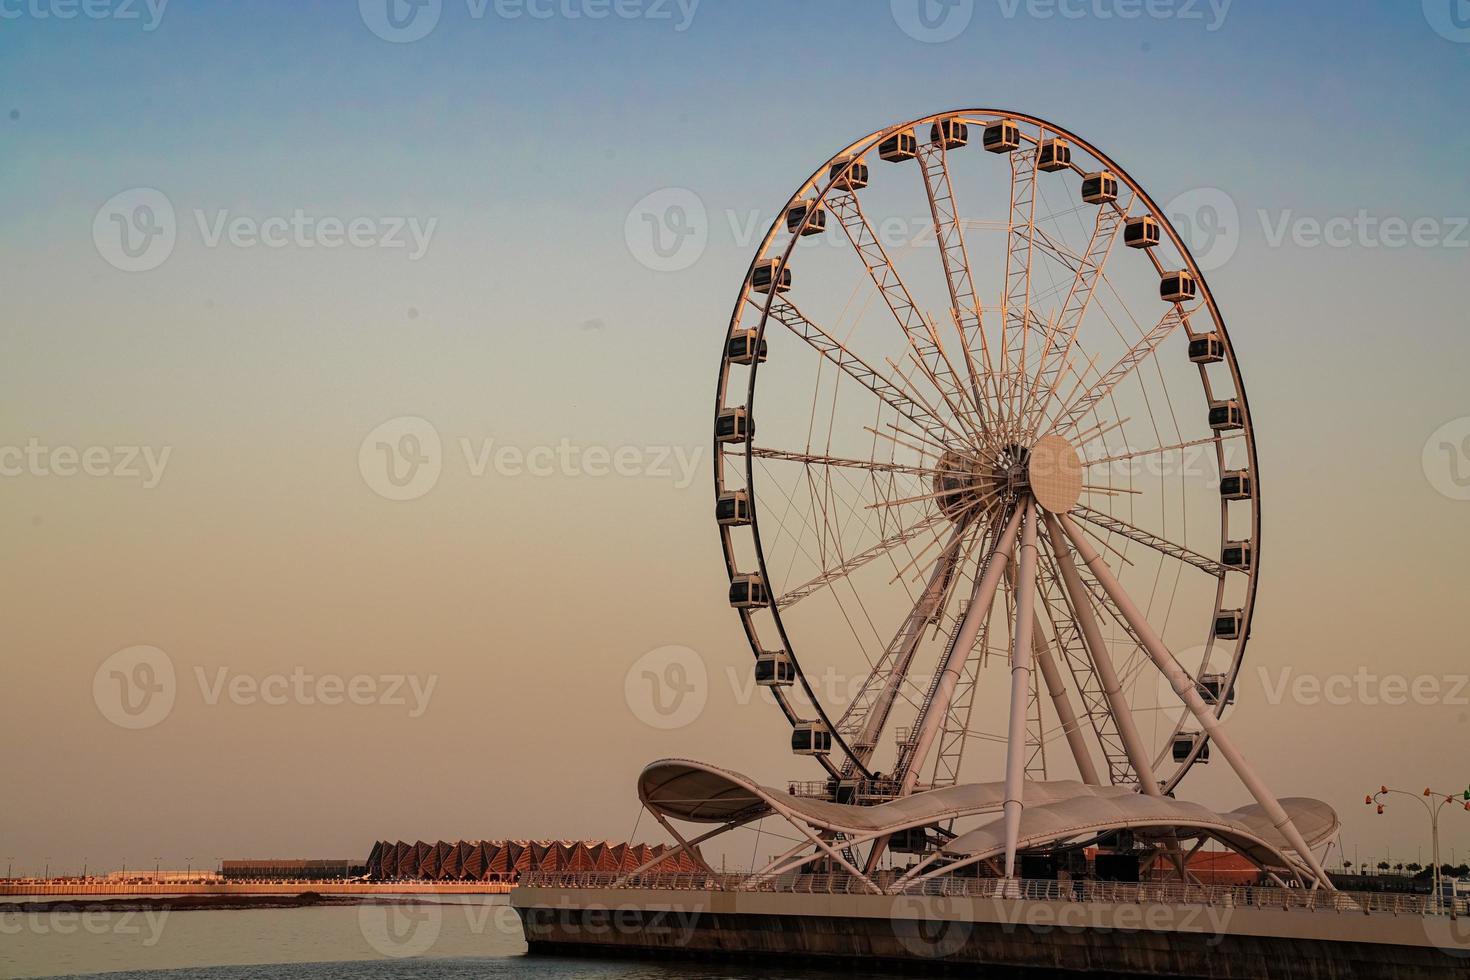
1369,785,1470,913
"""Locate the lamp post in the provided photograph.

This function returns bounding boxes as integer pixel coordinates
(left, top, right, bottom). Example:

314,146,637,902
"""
1369,785,1470,914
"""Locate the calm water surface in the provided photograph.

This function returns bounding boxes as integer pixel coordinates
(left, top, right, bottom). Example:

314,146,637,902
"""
0,896,854,980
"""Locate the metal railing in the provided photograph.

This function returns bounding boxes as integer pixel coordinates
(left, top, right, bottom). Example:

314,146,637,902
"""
518,871,1470,918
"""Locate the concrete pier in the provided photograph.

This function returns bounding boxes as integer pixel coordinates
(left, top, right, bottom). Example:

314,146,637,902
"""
513,883,1470,979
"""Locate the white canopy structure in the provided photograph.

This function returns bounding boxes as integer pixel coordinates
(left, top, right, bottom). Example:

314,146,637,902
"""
632,759,1339,894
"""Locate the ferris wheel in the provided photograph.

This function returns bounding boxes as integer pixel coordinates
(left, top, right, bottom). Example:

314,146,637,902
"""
713,109,1266,811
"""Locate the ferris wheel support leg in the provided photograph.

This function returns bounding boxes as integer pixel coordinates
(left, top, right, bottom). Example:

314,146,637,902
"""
1002,499,1042,879
1042,513,1162,797
1007,562,1102,786
899,506,1025,798
1057,513,1335,890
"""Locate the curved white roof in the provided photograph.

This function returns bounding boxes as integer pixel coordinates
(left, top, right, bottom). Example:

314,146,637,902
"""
940,793,1300,870
638,759,1337,870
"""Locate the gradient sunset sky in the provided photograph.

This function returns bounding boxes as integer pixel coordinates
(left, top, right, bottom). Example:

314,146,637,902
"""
3,0,1470,874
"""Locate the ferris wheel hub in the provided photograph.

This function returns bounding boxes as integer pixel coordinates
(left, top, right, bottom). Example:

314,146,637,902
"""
1026,433,1084,514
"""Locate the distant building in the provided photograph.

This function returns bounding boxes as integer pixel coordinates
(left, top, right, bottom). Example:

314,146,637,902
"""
220,859,365,881
104,870,223,883
365,840,701,881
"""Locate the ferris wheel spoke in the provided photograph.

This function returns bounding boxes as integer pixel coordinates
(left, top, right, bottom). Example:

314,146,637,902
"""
777,511,950,610
1048,305,1192,436
836,525,970,769
1081,435,1223,470
749,446,940,479
1072,504,1226,578
763,295,951,446
914,137,1001,421
826,190,971,412
1000,138,1042,435
1019,196,1132,439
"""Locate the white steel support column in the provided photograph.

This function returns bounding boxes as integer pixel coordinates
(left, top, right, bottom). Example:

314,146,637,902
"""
1007,563,1101,786
1042,513,1162,797
900,506,1025,796
1057,513,1335,889
1002,500,1040,878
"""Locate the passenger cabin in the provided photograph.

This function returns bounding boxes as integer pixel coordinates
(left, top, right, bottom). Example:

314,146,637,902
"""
750,259,791,295
1208,399,1244,431
1037,137,1071,172
1222,539,1254,571
729,572,769,609
890,826,932,854
726,329,767,366
1081,171,1119,205
1173,733,1209,764
930,118,968,149
1189,334,1225,363
786,200,826,237
1213,608,1243,640
1219,469,1253,500
879,131,918,163
755,650,795,687
1160,270,1198,304
792,721,832,756
983,119,1021,153
1124,215,1161,249
716,490,751,527
716,406,751,443
829,156,869,191
1201,673,1236,706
